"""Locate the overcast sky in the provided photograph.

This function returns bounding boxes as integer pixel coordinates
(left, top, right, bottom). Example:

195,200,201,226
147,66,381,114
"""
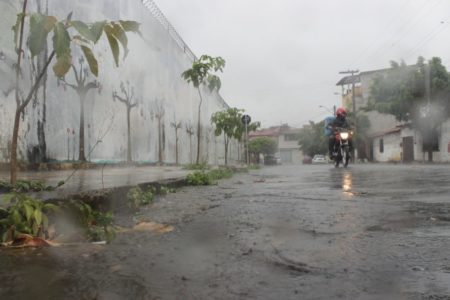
154,0,450,128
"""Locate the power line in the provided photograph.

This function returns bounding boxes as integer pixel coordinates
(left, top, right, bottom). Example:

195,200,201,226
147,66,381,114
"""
404,21,450,61
359,0,443,66
352,0,412,66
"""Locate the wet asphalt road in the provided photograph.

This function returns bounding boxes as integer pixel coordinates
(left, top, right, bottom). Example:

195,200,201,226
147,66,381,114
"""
2,164,450,300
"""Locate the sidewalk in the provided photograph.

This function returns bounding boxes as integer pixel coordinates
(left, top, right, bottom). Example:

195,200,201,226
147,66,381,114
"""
0,166,190,198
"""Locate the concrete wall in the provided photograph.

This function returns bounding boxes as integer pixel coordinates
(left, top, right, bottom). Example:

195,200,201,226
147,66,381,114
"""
277,134,303,164
372,133,402,162
438,119,450,162
0,0,234,165
363,111,398,135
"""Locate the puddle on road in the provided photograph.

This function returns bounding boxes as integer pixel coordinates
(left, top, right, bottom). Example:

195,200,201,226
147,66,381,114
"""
413,227,450,238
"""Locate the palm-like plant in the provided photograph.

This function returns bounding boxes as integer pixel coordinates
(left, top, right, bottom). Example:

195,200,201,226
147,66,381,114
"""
182,55,225,164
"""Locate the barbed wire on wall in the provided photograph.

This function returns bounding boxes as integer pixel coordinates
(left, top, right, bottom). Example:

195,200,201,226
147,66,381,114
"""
141,0,197,62
140,0,229,109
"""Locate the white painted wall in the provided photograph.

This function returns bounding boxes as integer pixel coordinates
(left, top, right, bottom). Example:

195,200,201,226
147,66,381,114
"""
372,133,402,162
0,0,233,165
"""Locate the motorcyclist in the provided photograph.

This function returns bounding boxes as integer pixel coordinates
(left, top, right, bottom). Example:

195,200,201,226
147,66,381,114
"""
327,108,353,159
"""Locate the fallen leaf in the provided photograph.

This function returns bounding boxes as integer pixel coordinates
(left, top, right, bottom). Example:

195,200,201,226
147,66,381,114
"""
11,234,52,248
109,265,122,273
132,222,174,234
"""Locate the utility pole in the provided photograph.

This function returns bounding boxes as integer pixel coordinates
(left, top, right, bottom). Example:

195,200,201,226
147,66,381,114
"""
339,69,359,160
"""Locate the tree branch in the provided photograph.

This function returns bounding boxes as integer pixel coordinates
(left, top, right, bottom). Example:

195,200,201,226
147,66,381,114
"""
113,93,128,104
19,50,55,112
85,81,97,91
71,64,80,85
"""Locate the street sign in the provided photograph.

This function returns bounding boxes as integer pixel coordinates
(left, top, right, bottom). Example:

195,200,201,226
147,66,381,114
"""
241,114,251,125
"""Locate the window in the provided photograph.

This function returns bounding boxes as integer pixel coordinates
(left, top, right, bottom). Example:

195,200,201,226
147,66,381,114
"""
379,138,384,153
284,134,300,141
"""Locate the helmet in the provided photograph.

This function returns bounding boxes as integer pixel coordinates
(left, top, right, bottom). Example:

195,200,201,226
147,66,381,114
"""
336,108,347,119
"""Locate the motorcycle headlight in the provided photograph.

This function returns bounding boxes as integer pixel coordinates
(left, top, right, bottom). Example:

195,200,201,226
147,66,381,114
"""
340,132,349,139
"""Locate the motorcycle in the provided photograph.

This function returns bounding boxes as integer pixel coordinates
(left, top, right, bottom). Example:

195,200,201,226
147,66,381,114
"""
333,127,352,168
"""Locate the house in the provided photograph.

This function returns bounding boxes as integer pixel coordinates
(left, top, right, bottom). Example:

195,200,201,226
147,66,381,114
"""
249,124,304,164
370,119,450,163
336,67,407,160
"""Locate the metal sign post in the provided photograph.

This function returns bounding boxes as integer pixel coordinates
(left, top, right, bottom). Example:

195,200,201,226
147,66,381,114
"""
241,114,251,165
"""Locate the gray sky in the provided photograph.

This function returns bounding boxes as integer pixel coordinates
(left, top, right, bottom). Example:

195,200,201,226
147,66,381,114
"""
154,0,450,128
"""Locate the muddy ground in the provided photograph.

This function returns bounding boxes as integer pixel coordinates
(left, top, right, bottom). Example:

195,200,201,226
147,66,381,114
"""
1,164,450,300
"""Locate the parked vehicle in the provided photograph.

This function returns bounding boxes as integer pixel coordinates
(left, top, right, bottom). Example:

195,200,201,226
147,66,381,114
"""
302,156,312,164
333,127,352,168
312,154,327,164
264,155,281,165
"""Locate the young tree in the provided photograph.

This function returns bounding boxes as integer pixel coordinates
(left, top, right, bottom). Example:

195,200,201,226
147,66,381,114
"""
9,1,140,183
182,55,225,164
185,122,195,164
368,57,450,161
248,137,278,163
170,120,182,165
60,56,99,162
112,81,138,162
153,100,165,164
210,107,260,165
297,121,328,157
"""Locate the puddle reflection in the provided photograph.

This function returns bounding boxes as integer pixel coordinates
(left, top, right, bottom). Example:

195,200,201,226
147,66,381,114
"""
342,172,353,195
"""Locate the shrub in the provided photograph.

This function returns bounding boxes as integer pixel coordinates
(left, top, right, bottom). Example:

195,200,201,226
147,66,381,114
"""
0,194,58,241
186,171,212,186
183,163,209,170
208,168,233,180
127,186,155,210
0,180,57,193
0,196,116,243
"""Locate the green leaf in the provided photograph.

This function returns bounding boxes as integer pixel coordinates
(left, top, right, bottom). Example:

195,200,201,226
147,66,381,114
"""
43,203,59,212
44,16,57,32
23,203,33,222
104,25,120,67
53,52,72,77
73,35,90,45
80,45,98,77
112,22,129,58
28,14,56,57
42,214,49,231
34,209,42,226
32,223,39,236
11,210,21,224
90,21,106,43
71,20,95,42
52,22,71,58
119,20,141,35
12,12,25,50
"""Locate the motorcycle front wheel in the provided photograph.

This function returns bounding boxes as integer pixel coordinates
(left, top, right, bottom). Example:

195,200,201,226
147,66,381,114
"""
343,147,350,168
334,148,342,168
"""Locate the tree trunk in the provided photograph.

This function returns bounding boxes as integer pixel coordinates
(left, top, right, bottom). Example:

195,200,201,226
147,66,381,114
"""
36,0,48,163
10,0,28,184
175,131,179,165
78,95,86,162
224,135,228,166
196,88,203,164
10,110,21,184
189,136,192,164
126,106,132,162
428,150,433,162
158,118,162,164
